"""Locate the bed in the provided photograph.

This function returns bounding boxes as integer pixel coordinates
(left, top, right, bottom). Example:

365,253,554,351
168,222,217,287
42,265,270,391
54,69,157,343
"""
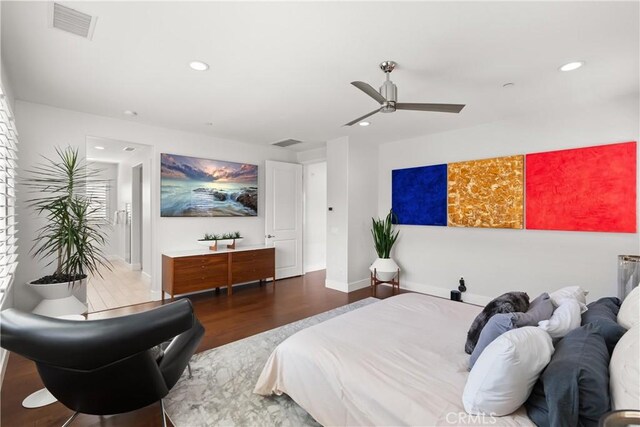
254,293,535,426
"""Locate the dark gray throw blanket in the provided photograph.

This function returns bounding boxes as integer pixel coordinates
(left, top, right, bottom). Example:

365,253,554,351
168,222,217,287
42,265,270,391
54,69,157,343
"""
465,292,530,354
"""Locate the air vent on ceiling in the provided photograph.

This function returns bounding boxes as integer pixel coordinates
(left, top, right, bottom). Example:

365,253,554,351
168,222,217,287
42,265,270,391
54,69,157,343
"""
272,139,303,148
123,147,136,152
50,3,97,40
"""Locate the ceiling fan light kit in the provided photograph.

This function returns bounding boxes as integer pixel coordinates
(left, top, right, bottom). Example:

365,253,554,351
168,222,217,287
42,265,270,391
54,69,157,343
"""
346,60,466,126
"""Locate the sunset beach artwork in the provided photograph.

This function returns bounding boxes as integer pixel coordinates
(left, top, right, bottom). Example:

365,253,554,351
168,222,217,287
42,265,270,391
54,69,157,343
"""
161,153,258,217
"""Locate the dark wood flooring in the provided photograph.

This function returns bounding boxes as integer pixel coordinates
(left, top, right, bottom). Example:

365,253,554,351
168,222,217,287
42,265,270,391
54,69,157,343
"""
1,270,400,426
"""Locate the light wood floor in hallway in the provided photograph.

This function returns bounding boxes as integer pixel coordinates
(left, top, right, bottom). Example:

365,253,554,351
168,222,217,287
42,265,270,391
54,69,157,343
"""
87,258,154,312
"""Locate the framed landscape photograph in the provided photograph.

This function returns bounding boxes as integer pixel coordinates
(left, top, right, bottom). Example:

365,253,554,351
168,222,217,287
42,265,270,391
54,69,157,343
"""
161,153,258,217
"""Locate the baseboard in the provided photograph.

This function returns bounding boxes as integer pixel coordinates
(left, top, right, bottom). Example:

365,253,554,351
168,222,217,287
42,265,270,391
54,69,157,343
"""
325,278,370,293
401,280,491,306
325,279,349,293
106,254,123,261
129,263,141,271
304,264,326,274
141,271,151,280
348,278,370,292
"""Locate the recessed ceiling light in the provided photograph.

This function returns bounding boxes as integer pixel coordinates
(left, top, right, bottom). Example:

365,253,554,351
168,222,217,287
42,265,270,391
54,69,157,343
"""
205,122,214,126
189,61,209,71
123,110,137,116
359,121,371,127
559,61,584,72
95,146,105,150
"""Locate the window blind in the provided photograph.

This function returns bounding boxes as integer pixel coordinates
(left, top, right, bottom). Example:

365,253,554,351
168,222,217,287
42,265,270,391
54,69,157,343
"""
0,88,18,299
86,180,109,222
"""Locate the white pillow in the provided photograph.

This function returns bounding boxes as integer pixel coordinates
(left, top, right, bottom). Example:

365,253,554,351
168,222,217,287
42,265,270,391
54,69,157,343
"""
538,298,584,338
610,325,640,410
463,327,554,416
618,286,639,330
549,285,589,308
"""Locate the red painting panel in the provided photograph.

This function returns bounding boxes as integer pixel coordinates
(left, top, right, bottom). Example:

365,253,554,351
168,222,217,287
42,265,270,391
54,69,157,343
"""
526,142,637,233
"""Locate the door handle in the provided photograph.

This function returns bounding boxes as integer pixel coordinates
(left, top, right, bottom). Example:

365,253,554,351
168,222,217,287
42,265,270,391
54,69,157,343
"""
266,234,276,238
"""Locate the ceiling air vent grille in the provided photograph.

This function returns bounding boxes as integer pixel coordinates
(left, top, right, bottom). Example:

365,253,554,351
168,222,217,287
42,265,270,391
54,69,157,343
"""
51,3,97,39
123,147,136,152
272,139,303,148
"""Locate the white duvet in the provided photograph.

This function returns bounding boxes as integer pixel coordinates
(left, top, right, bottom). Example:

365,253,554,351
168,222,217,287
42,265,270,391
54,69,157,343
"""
254,293,534,426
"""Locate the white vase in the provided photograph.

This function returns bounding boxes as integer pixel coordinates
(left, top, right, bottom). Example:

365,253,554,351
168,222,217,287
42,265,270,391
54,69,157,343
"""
28,279,88,317
370,258,400,282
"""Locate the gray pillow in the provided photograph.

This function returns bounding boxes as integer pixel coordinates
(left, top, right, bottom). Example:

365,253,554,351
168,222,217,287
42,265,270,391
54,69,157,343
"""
581,297,626,355
469,312,517,369
525,324,610,427
514,292,554,327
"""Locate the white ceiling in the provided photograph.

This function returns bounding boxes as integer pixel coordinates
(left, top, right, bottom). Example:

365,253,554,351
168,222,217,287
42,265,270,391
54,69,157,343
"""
86,136,151,164
2,1,638,150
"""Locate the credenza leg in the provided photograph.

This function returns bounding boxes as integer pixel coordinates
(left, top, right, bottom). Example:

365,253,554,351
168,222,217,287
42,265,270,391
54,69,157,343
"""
227,285,232,296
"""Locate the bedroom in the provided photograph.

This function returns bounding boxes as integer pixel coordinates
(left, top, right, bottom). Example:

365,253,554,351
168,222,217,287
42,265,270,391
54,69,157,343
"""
0,1,639,426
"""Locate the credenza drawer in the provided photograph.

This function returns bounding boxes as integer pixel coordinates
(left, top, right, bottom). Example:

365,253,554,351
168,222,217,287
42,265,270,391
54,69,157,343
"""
174,254,226,271
230,249,275,284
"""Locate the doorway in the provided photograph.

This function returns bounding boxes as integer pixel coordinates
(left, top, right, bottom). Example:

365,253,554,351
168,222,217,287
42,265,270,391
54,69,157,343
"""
85,136,153,312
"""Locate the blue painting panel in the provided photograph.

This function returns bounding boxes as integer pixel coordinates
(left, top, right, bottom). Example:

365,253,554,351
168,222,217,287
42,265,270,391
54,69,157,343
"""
392,164,447,226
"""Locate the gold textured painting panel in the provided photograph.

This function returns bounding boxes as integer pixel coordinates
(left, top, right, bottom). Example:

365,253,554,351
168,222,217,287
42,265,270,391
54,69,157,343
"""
447,155,524,229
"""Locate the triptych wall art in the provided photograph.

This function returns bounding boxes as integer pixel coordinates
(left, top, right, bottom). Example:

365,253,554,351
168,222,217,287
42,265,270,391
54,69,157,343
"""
391,141,637,233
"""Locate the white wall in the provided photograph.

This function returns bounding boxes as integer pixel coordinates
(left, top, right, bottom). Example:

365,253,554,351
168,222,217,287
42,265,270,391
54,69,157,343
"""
303,161,327,272
378,98,640,304
297,147,326,164
347,141,378,287
89,161,119,258
0,58,14,113
325,137,379,292
14,100,296,311
326,137,349,288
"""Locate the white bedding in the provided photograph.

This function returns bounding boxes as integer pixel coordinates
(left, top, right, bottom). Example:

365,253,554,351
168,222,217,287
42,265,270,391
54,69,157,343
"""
254,293,535,426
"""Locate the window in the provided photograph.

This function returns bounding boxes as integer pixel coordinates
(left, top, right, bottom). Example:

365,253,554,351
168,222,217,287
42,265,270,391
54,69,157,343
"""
0,87,18,299
86,180,110,223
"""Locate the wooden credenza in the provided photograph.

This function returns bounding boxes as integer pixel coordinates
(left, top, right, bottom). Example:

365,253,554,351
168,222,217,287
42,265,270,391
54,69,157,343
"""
162,246,275,300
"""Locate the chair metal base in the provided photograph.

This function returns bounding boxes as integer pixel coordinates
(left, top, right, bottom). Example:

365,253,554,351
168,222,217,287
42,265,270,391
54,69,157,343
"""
58,402,169,427
61,411,79,427
160,399,167,427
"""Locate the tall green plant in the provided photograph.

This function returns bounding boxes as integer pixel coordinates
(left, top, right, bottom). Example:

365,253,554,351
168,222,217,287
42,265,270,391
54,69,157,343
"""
24,146,111,284
371,210,399,259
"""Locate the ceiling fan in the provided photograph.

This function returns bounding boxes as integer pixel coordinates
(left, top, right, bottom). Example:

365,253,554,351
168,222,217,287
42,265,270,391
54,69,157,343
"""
345,61,466,126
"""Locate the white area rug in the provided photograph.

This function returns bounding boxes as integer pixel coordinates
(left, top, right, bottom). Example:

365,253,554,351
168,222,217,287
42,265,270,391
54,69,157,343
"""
164,297,379,426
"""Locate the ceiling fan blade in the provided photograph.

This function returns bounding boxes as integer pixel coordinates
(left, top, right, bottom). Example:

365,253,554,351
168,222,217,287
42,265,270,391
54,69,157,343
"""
396,103,465,113
344,108,382,126
351,81,386,104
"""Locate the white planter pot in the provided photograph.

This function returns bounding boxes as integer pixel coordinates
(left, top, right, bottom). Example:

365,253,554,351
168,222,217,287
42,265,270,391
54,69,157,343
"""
28,279,88,317
370,258,400,282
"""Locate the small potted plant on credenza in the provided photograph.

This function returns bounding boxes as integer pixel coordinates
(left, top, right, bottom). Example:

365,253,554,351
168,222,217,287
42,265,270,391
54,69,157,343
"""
24,146,111,317
197,231,243,251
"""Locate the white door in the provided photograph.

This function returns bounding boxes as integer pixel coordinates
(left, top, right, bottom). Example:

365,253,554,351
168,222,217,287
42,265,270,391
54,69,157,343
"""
265,160,303,279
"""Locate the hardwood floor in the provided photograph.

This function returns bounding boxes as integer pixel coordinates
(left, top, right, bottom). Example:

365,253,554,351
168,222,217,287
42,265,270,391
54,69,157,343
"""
1,270,401,427
87,259,154,312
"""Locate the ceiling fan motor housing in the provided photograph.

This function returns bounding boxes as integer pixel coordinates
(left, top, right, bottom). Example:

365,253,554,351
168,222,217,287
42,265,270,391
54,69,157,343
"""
380,80,397,112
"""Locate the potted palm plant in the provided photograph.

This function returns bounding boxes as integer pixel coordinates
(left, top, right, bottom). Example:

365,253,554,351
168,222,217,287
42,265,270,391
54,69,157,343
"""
370,210,400,281
24,146,111,317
